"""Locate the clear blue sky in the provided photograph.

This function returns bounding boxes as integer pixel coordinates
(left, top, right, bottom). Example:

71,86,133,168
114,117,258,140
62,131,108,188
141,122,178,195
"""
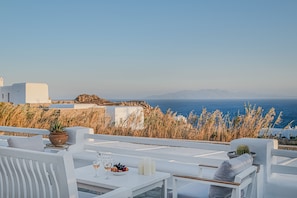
1,0,297,100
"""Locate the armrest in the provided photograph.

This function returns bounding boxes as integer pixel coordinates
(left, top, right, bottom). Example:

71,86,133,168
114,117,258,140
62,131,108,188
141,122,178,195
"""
174,165,257,189
234,166,257,182
198,164,218,178
198,164,218,169
173,175,240,188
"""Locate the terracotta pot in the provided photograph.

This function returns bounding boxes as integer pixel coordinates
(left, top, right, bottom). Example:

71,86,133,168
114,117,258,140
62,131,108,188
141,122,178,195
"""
49,132,68,146
227,151,256,159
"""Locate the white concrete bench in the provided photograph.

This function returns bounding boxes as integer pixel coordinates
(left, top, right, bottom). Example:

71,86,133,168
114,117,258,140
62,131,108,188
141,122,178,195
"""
0,146,132,198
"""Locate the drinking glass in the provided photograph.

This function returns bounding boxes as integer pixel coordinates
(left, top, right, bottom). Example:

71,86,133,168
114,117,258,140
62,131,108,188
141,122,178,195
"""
92,160,100,177
102,152,112,179
97,151,102,161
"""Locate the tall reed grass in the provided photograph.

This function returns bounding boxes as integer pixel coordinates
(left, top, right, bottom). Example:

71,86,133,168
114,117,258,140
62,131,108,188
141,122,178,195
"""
0,102,283,142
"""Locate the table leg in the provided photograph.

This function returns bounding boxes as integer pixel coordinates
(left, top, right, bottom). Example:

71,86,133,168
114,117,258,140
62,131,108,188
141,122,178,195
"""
161,179,168,198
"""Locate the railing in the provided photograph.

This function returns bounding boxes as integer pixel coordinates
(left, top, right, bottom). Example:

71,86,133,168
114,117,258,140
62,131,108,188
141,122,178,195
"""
0,126,49,135
85,133,230,151
271,149,297,175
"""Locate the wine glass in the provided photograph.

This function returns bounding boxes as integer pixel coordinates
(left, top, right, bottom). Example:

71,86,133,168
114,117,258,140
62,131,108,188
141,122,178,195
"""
97,151,102,161
92,160,100,177
103,153,112,179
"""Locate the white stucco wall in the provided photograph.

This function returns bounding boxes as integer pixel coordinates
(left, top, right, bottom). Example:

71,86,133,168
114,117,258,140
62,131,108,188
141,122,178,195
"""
10,83,26,104
0,86,10,102
0,83,26,103
25,83,51,104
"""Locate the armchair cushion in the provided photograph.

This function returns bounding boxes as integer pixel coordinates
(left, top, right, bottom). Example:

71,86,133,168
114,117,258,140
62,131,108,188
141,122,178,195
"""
7,135,45,152
209,153,253,198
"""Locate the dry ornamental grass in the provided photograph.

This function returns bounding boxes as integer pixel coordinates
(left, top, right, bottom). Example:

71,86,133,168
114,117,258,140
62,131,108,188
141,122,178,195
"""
0,102,285,142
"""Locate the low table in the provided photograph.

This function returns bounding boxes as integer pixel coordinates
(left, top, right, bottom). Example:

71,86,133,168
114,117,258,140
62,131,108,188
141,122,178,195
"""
75,165,170,197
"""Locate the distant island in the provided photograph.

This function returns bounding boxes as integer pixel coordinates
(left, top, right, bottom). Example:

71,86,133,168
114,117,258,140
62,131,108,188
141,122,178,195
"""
146,89,291,100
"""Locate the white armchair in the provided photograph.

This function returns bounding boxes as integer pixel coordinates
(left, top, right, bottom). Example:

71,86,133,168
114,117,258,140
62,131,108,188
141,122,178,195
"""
172,154,257,198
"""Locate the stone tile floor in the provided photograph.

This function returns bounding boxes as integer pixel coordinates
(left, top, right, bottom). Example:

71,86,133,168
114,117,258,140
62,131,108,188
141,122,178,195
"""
135,187,163,198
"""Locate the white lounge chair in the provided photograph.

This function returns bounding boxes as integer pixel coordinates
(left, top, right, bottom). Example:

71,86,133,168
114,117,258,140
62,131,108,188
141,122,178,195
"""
171,154,257,198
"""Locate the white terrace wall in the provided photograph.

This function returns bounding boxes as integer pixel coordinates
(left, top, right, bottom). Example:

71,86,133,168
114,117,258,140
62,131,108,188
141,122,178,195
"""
259,128,297,139
50,103,100,109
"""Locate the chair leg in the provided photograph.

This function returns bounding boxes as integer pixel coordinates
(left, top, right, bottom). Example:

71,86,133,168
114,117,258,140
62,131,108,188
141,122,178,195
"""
172,177,177,198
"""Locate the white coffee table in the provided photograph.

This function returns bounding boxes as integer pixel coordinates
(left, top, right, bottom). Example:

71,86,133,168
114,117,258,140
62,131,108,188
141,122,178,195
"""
75,165,170,197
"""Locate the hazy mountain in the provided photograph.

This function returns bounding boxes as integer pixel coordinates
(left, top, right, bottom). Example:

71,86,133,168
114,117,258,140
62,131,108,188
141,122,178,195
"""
146,89,260,99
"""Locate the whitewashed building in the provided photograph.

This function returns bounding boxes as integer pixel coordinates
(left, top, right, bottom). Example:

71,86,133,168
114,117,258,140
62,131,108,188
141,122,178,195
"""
0,77,51,104
105,106,144,130
49,104,144,130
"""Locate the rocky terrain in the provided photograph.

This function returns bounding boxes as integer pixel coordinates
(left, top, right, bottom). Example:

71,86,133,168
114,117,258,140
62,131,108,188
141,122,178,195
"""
74,94,151,109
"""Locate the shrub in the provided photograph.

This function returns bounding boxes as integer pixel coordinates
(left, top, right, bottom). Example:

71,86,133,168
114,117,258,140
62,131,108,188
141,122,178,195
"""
236,144,250,155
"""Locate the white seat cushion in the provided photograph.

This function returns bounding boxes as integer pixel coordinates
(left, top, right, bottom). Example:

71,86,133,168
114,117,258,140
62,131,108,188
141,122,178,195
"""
7,135,45,152
168,182,210,198
178,182,210,198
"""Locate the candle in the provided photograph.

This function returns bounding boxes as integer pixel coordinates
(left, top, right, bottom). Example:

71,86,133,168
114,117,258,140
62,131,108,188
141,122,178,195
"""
144,157,152,176
138,159,144,175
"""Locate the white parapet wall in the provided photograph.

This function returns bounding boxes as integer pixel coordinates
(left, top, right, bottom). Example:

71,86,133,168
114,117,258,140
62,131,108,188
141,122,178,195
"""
259,128,297,139
50,103,101,109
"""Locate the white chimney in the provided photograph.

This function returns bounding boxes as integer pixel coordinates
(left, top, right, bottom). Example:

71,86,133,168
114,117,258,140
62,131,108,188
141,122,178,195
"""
0,77,3,87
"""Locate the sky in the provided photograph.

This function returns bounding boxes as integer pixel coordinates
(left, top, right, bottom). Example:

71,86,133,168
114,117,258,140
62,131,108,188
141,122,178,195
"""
1,0,297,100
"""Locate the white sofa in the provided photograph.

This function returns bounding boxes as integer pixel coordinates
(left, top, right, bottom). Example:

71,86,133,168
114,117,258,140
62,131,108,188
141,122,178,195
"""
0,146,132,198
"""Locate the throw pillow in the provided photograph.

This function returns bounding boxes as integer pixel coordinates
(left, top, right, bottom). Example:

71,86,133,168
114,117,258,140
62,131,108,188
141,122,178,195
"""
209,153,253,198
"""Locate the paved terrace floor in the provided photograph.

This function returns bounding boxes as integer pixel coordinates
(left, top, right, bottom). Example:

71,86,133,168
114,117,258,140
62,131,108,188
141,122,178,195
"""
73,138,230,169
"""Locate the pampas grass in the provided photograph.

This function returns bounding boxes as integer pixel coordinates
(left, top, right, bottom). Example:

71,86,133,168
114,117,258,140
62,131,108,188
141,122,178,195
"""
0,102,282,142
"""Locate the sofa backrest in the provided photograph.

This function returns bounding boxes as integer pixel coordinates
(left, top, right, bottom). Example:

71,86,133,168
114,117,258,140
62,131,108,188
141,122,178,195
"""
0,147,78,198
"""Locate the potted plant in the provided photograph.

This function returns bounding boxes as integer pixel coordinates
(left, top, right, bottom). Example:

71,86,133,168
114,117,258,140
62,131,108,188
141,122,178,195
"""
227,144,256,159
49,121,68,146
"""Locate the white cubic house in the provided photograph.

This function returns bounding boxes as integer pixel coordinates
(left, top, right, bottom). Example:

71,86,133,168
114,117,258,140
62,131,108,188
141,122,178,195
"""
105,106,144,130
0,77,51,104
49,104,144,130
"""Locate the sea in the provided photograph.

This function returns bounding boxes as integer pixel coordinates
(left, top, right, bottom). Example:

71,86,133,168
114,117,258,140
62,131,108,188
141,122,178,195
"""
143,99,297,129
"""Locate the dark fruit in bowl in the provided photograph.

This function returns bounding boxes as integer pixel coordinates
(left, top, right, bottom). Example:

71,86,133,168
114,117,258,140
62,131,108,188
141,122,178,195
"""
113,163,128,172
